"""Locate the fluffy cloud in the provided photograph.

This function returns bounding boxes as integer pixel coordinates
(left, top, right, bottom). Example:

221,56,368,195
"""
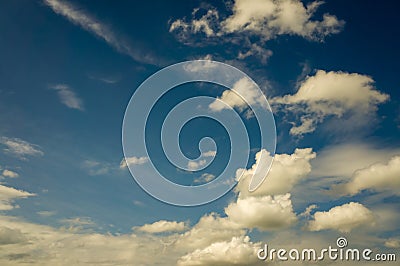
174,213,244,251
0,215,170,265
177,236,261,266
332,156,400,196
272,70,389,135
236,148,315,198
50,84,84,111
308,202,375,233
136,220,187,234
0,185,35,211
44,0,159,65
225,193,297,230
119,156,148,169
170,0,344,42
209,77,265,112
2,169,19,178
0,137,43,160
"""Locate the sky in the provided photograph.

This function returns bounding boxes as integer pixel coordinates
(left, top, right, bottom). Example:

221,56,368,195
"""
0,0,399,265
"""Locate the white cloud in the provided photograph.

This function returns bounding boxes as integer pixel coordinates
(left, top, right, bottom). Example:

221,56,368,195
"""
209,77,265,112
0,185,35,211
177,236,261,266
171,0,343,41
0,137,43,160
272,70,389,135
332,156,400,196
308,202,375,233
50,84,84,110
187,159,207,171
194,173,215,184
225,193,297,231
236,148,315,198
2,169,19,178
174,213,244,251
0,215,171,265
43,0,159,65
136,220,187,234
119,156,148,169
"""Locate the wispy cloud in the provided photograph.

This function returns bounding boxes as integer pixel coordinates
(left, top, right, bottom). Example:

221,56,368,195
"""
43,0,160,65
0,137,44,160
50,84,84,111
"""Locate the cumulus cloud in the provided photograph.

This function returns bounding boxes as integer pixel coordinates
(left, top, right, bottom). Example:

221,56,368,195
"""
0,185,35,211
225,193,297,230
177,236,261,266
2,170,19,178
119,156,148,169
43,0,159,65
50,84,84,111
0,137,43,160
272,70,389,135
308,202,375,233
170,0,343,41
136,220,187,234
209,77,266,113
331,156,400,196
236,148,315,198
0,215,171,265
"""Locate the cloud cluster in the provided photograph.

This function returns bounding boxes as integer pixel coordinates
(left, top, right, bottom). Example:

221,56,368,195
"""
272,70,389,135
177,236,261,266
170,0,343,41
170,0,344,63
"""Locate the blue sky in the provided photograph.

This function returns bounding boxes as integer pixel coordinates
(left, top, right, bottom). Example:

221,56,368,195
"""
0,0,399,265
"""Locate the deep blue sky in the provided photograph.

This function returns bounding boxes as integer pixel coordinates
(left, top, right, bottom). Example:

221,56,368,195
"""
0,0,399,258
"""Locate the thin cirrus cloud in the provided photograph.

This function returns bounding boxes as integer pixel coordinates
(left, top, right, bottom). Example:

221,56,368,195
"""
43,0,161,66
50,84,84,111
0,137,43,160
